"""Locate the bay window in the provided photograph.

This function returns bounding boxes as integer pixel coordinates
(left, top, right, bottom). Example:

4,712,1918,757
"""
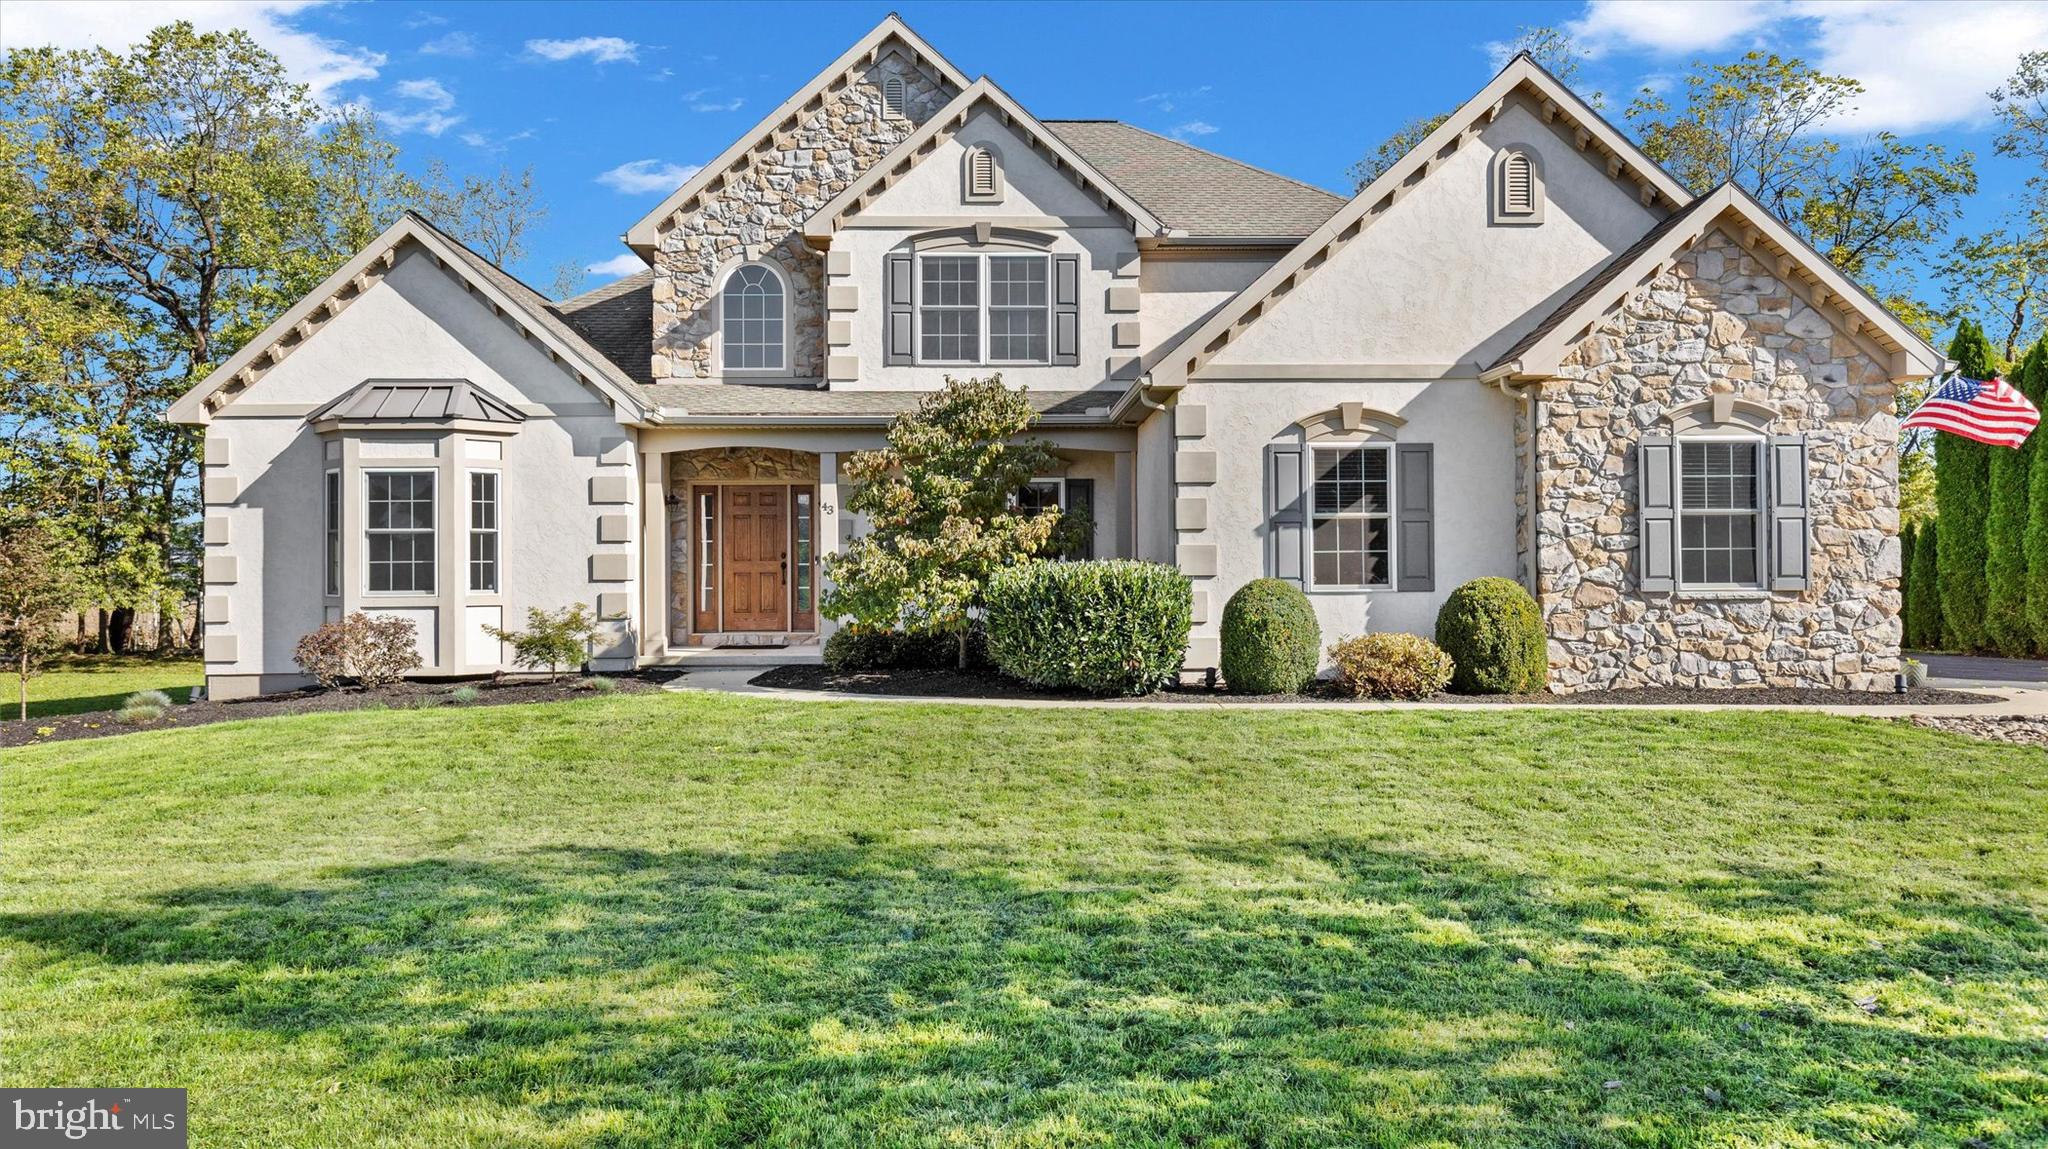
366,471,435,594
468,471,499,593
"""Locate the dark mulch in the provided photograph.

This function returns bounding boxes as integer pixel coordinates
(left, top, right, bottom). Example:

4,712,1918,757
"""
749,664,1998,707
3,675,658,749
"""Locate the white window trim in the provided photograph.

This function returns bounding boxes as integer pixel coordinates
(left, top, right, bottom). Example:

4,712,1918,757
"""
1675,432,1767,593
914,251,1051,367
717,261,791,377
323,468,341,599
362,468,437,597
1306,442,1397,594
466,469,501,596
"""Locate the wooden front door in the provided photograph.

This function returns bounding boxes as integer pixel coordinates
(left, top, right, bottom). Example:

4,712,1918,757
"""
721,485,788,631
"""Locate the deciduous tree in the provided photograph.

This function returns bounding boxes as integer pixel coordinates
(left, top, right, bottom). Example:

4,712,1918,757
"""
822,376,1064,668
0,520,83,720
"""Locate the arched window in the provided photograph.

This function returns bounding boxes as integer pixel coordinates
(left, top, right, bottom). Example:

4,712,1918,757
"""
720,263,785,372
1491,146,1544,225
963,144,1004,203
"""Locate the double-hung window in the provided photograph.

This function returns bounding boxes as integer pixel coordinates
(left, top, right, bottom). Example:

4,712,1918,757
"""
468,471,499,593
917,253,1050,365
366,471,435,594
1678,440,1762,587
1310,445,1393,589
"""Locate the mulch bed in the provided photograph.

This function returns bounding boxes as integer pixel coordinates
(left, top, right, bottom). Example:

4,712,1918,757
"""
749,664,1997,708
3,675,658,749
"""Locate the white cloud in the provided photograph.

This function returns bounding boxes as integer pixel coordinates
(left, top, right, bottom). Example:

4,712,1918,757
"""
689,95,745,113
1172,121,1218,139
418,30,476,58
586,253,648,279
0,0,384,103
596,158,700,194
1567,0,2048,133
1138,85,1211,114
382,77,461,136
1794,1,2048,133
1567,0,1778,57
525,36,639,64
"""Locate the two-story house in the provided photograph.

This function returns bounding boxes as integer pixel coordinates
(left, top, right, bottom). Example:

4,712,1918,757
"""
169,15,1940,698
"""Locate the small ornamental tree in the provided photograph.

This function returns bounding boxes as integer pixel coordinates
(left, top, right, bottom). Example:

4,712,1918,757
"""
1934,319,1999,650
486,604,602,681
1905,518,1944,651
821,375,1064,668
0,522,83,721
1984,337,2046,655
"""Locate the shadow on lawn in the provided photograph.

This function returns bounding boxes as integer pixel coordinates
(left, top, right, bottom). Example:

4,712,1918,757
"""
5,840,2043,1145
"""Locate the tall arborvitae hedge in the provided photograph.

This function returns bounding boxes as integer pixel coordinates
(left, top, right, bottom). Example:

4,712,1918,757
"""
1983,337,2045,655
1934,319,1998,650
1899,520,1917,645
1905,518,1943,650
2019,337,2048,653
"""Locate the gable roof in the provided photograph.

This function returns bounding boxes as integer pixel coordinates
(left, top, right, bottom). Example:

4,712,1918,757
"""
624,14,971,253
555,270,655,386
1145,53,1695,389
1042,121,1345,239
1483,183,1945,381
167,212,648,425
308,379,526,427
801,78,1166,243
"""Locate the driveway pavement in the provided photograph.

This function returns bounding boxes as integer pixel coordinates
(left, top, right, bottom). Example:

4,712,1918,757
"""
1912,652,2048,689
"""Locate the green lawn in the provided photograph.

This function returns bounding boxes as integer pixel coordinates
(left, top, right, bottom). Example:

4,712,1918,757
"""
11,654,203,720
3,695,2044,1147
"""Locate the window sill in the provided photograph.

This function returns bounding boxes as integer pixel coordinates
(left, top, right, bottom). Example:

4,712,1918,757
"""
1670,589,1776,601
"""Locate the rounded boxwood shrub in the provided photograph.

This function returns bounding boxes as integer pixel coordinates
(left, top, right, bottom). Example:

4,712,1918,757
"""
1218,578,1321,695
983,560,1191,695
1434,576,1548,693
1327,632,1454,699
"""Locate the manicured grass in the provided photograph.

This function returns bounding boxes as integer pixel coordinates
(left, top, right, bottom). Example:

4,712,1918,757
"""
3,695,2044,1147
11,654,202,721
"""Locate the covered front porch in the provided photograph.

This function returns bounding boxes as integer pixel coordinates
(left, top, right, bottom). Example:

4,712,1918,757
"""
629,428,1139,663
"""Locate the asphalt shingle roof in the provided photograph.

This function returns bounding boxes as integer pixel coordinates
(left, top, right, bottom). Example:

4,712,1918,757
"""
555,270,656,385
1042,120,1346,239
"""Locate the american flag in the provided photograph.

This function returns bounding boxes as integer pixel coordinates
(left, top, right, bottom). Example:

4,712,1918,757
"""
1901,372,2040,448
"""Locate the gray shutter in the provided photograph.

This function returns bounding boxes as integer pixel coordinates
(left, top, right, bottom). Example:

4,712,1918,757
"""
1064,478,1095,560
1637,435,1677,592
1769,434,1811,590
1395,443,1434,592
885,252,914,365
1268,446,1305,585
1052,254,1080,366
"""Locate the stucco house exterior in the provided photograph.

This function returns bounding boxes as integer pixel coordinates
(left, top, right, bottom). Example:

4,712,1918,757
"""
168,15,1943,699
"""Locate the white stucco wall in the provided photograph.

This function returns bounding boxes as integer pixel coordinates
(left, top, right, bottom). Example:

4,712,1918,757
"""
1139,257,1270,373
1206,99,1661,371
1175,379,1521,662
828,111,1141,393
201,248,639,693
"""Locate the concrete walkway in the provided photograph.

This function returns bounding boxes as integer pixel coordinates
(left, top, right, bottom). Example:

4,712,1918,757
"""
661,665,2048,719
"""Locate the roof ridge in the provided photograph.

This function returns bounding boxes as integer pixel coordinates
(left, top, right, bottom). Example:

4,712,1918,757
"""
557,267,654,310
1065,120,1344,203
403,209,560,304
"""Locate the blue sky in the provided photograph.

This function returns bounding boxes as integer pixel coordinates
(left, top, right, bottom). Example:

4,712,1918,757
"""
4,0,2045,306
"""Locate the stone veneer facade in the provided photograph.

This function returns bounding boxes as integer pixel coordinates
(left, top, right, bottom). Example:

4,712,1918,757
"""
651,51,956,380
1532,227,1902,691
